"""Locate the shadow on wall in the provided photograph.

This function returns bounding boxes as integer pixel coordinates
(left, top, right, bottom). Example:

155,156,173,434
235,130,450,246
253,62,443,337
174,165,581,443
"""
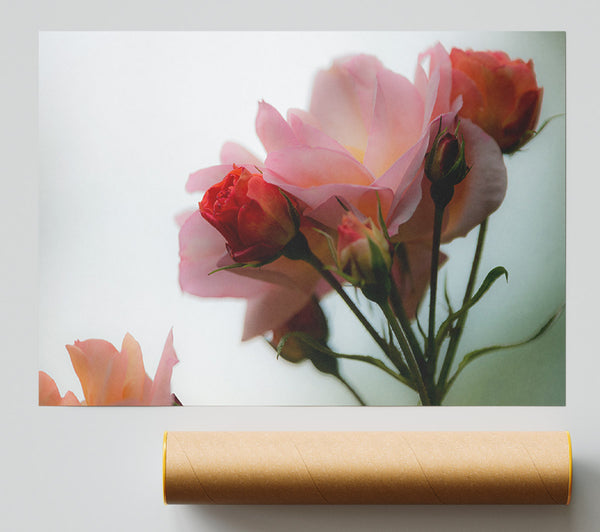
183,502,574,532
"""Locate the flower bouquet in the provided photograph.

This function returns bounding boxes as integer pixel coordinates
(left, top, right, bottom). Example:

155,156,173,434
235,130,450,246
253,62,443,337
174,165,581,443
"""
178,43,563,405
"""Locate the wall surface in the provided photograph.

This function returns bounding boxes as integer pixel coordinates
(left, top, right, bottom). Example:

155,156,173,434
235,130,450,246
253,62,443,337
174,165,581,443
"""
2,1,599,531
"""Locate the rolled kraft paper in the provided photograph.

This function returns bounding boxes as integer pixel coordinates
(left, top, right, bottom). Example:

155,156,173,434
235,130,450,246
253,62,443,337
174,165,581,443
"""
163,431,572,505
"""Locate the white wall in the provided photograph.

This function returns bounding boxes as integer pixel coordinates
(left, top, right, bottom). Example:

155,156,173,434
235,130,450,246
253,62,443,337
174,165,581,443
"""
2,1,599,531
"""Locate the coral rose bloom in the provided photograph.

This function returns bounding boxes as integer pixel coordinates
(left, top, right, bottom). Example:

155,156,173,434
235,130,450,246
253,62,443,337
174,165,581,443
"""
450,48,543,153
39,330,179,406
199,166,297,263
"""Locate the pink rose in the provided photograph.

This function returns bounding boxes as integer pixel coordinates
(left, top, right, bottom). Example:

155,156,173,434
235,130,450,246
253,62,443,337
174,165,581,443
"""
257,49,506,243
259,54,433,234
179,46,508,331
39,330,179,406
450,48,543,153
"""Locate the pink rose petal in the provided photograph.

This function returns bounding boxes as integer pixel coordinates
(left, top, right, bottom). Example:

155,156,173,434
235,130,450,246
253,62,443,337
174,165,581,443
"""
418,43,453,121
265,147,373,188
178,211,269,298
309,62,370,154
256,101,300,153
441,119,507,241
287,112,350,154
220,141,262,167
186,164,236,193
363,69,424,177
243,285,313,341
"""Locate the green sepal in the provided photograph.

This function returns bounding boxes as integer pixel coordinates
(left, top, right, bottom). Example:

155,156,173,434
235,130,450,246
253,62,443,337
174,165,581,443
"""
281,231,312,261
504,114,564,155
275,331,338,376
312,227,339,267
322,266,360,286
435,266,508,348
360,237,391,304
375,191,391,241
443,274,455,315
393,242,410,273
442,305,564,399
335,196,350,212
279,189,301,233
208,261,261,275
276,332,414,388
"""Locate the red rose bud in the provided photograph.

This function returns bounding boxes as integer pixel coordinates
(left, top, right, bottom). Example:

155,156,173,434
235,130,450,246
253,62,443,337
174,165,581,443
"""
271,297,329,363
199,166,298,263
450,48,543,153
425,126,469,208
337,213,392,289
425,130,468,184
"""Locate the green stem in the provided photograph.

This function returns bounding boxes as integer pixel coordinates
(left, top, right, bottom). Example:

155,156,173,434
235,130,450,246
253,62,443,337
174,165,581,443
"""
284,233,391,357
283,232,412,379
389,279,427,375
426,206,445,367
380,301,432,405
318,265,388,353
438,217,488,392
336,374,367,406
303,253,410,378
332,352,415,389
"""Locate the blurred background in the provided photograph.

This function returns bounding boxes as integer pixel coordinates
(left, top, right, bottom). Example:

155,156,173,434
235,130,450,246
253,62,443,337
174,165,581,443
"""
38,31,565,405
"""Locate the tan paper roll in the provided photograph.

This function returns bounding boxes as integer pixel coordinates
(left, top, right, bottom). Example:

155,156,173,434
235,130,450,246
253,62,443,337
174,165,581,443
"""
163,431,571,505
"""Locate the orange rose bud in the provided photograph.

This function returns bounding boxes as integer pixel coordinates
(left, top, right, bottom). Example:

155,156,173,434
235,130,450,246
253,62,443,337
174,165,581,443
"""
200,166,298,263
450,48,543,153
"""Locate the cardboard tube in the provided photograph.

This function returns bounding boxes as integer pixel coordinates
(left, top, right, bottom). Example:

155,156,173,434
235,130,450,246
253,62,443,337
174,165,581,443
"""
163,431,572,505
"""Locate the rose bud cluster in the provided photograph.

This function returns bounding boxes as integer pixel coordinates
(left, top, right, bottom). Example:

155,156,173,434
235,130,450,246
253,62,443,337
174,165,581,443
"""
199,166,299,264
450,48,543,154
337,213,392,303
424,126,469,209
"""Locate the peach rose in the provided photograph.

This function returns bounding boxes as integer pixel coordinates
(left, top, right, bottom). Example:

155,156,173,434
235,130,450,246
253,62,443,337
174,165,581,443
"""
39,330,178,406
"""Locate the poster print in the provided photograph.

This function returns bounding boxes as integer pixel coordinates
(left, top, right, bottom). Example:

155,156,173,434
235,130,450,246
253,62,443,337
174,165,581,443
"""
39,32,565,406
